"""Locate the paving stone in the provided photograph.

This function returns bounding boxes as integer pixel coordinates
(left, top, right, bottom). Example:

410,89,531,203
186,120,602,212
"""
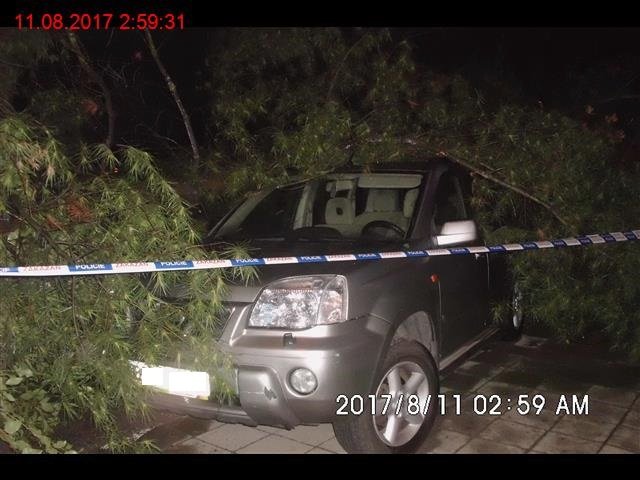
502,406,562,429
139,422,192,449
419,428,470,453
439,412,497,437
476,381,529,398
171,416,222,436
491,369,545,389
532,432,601,454
237,434,313,453
622,410,640,430
599,444,634,454
196,423,268,451
585,400,628,425
256,424,335,446
469,350,522,368
441,372,489,393
514,336,548,349
306,447,333,454
478,419,546,449
538,376,591,395
586,385,638,408
454,360,504,380
457,438,525,454
552,415,617,443
607,425,640,453
166,437,230,454
318,437,346,453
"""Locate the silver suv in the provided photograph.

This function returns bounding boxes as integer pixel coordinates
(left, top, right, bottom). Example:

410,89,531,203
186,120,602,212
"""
147,158,521,453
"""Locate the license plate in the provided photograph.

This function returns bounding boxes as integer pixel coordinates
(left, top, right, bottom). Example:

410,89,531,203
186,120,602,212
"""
130,361,211,399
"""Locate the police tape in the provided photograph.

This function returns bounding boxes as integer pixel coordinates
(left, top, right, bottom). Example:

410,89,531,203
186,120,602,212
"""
1,229,639,277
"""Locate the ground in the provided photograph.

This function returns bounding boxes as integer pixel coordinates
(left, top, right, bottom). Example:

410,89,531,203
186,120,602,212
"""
129,334,640,454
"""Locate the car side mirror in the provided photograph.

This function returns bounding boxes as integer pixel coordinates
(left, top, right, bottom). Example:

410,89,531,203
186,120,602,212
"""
435,220,478,247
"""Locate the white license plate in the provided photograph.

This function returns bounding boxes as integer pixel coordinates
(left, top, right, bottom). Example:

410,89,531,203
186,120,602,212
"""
130,361,211,399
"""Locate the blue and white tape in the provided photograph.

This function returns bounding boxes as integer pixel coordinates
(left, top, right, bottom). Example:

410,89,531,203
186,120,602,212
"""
1,229,639,277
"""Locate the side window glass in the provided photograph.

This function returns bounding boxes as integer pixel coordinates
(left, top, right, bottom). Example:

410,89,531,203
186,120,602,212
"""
432,171,467,231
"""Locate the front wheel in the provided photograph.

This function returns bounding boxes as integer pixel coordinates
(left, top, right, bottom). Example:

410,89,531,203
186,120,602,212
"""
333,340,439,453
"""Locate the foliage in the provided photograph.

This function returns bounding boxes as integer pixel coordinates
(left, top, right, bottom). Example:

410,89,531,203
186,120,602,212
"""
0,116,252,452
0,366,74,453
0,31,57,112
206,28,417,197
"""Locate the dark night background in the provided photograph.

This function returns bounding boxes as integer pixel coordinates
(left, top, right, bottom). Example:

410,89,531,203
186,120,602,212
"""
50,27,638,171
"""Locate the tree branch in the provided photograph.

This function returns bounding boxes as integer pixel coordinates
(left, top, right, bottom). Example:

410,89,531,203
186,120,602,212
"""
144,30,200,167
437,151,569,227
327,34,367,102
66,32,115,148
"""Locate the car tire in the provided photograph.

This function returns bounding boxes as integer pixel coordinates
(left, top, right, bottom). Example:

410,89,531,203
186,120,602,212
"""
499,282,524,341
332,340,439,453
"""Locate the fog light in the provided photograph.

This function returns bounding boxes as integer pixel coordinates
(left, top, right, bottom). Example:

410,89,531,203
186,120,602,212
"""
289,368,317,395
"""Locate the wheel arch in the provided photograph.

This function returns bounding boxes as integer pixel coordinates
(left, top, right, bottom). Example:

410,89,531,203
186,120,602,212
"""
388,311,439,369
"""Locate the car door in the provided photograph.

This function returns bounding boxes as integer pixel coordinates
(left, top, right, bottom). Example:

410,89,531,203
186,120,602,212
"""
427,168,488,357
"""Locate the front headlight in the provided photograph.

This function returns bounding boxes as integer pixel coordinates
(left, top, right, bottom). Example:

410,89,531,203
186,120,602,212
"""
248,275,348,330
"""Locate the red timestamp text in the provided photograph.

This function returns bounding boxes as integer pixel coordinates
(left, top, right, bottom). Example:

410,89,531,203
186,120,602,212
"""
15,13,186,31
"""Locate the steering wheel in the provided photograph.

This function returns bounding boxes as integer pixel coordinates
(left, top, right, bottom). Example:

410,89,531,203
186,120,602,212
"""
361,220,406,239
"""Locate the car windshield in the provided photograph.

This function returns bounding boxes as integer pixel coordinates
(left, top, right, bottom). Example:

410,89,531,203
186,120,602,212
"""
212,173,424,242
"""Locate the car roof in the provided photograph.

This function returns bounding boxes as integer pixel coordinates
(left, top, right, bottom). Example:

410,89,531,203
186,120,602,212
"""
276,157,457,190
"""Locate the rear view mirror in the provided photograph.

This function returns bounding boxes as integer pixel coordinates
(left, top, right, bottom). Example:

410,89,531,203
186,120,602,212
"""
435,220,478,247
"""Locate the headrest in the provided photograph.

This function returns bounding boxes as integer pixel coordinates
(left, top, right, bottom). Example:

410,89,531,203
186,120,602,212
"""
325,198,354,225
403,188,419,217
326,179,354,196
365,189,400,212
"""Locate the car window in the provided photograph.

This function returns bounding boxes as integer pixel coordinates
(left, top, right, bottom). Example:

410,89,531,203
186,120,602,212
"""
225,186,304,239
212,173,424,242
433,171,467,230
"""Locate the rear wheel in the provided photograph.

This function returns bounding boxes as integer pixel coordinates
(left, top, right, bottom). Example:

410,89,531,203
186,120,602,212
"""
499,283,524,340
333,340,439,453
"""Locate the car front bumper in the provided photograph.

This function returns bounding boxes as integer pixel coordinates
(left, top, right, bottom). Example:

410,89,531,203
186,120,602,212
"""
149,314,391,428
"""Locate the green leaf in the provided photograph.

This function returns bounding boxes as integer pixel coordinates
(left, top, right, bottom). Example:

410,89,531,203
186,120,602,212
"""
19,391,34,400
53,440,68,449
14,367,33,378
39,400,55,413
5,377,23,386
2,391,16,402
4,419,22,435
21,447,43,454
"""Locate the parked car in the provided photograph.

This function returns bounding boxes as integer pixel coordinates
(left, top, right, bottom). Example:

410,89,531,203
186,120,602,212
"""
143,158,522,453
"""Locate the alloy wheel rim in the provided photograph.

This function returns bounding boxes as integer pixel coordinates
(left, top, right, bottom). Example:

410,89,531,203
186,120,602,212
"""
372,360,430,447
512,284,523,329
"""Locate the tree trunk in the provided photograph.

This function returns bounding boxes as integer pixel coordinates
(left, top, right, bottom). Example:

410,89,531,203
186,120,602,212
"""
66,32,115,149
